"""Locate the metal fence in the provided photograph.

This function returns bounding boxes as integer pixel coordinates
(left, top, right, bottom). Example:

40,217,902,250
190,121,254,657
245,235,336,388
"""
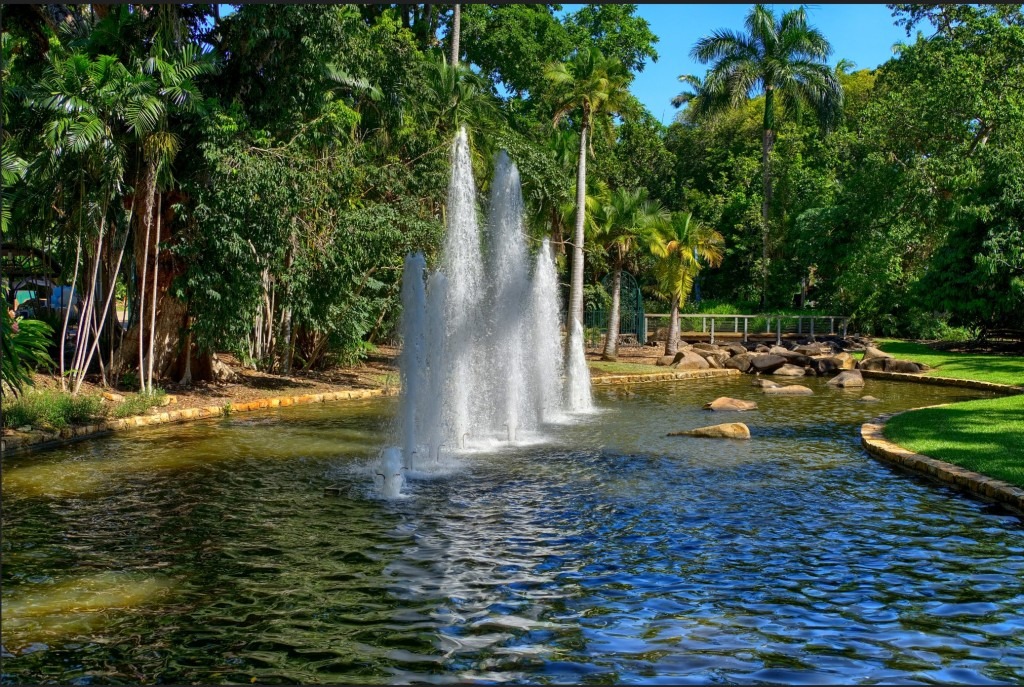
644,313,850,345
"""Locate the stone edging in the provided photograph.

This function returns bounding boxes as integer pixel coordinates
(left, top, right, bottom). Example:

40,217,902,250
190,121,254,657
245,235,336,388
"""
591,368,740,386
1,388,397,456
859,370,1024,395
861,409,1024,519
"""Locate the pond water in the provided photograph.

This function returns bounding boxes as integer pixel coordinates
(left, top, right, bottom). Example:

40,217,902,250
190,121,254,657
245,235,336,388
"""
3,376,1023,685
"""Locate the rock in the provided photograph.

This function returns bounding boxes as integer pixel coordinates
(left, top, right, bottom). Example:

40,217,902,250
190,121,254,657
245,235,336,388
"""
655,355,676,367
793,344,824,356
723,344,748,357
752,378,780,388
860,395,881,402
102,391,125,402
884,359,922,374
668,422,751,439
724,353,755,373
692,343,721,352
762,384,814,395
771,364,806,377
858,357,888,371
862,345,893,361
704,397,758,411
671,350,710,370
808,357,840,377
211,354,236,382
833,352,856,370
827,370,864,388
705,355,723,369
160,395,177,406
16,425,32,432
701,351,731,367
749,355,788,373
768,345,790,356
755,344,771,353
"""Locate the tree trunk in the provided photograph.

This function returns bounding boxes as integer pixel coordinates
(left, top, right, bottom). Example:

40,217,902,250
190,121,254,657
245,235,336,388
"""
450,4,460,64
760,87,775,308
602,267,622,361
665,294,680,356
146,193,162,391
567,123,588,334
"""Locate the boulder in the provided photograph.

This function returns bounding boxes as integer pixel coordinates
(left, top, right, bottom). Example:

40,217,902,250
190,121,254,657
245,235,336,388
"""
768,345,791,356
771,364,806,377
724,344,748,357
858,357,888,371
749,355,788,373
762,384,814,396
859,395,881,402
833,352,856,370
668,422,751,439
808,357,840,377
671,350,710,370
793,344,825,356
826,370,864,388
724,353,755,373
655,355,676,367
862,345,893,361
102,392,125,402
692,342,721,352
751,378,780,388
704,397,758,411
884,359,922,374
755,344,772,353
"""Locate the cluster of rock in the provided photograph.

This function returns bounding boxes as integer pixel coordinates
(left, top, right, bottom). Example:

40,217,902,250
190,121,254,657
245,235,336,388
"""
655,337,928,378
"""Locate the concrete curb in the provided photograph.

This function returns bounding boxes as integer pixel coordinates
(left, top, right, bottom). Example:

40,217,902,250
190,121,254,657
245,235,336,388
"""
861,408,1024,519
1,387,398,457
859,370,1024,395
591,368,740,386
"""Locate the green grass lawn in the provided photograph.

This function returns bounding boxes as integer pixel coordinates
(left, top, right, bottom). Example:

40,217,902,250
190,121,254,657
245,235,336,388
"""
589,360,663,376
876,339,1024,387
883,394,1024,488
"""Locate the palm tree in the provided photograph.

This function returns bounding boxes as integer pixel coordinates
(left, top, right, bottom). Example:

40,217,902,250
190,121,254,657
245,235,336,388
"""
593,188,670,360
650,212,724,356
677,4,842,306
544,47,632,334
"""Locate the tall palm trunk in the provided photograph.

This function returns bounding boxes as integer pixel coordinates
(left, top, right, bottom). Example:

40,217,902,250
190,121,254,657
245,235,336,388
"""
567,123,588,334
146,193,162,391
759,87,775,307
602,266,622,361
665,294,681,356
450,4,460,65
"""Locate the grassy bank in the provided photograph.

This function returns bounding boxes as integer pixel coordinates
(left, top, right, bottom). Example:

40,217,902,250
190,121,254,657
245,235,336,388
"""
883,395,1024,488
876,340,1024,387
2,389,166,431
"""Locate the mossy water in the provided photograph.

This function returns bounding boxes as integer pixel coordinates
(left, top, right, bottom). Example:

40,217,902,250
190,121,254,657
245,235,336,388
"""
3,379,1023,684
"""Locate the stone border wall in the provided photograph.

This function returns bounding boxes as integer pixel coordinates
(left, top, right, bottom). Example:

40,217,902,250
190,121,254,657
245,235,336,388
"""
592,368,740,386
861,410,1024,519
1,388,396,457
860,370,1023,395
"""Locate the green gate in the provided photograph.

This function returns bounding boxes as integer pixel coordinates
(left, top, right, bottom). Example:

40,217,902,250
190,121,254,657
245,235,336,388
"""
584,271,646,345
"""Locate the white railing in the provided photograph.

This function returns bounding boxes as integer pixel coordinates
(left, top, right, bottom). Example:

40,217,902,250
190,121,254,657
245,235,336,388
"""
643,313,850,345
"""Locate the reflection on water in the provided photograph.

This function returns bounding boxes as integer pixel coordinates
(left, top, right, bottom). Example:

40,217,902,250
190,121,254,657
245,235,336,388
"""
2,381,1023,684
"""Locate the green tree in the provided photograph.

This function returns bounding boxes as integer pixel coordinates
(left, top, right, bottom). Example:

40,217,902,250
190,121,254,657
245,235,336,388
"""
650,213,725,355
563,4,659,75
679,4,842,306
592,187,670,360
544,47,633,334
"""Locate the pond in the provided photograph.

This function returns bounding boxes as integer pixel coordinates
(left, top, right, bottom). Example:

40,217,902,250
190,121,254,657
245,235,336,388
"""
3,377,1023,685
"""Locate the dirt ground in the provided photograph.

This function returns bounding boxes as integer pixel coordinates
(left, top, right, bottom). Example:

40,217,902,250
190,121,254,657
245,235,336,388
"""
23,346,402,413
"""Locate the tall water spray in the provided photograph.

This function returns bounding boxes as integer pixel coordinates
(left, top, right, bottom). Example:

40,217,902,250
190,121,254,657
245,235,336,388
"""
380,128,592,496
530,239,565,422
398,253,427,469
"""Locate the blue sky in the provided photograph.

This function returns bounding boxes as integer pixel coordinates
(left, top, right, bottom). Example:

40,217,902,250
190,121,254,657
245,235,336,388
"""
561,4,910,125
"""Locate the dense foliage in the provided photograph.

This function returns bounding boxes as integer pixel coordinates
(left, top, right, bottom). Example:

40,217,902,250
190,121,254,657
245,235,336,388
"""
2,3,1021,392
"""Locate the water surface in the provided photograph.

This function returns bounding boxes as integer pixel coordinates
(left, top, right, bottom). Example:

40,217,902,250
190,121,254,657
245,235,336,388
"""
3,377,1023,684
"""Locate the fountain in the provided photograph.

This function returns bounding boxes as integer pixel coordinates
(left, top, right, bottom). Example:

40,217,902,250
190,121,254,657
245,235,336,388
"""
375,128,593,496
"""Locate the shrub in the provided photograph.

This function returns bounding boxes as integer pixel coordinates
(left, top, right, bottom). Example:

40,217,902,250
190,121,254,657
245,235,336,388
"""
2,390,103,429
111,389,167,418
